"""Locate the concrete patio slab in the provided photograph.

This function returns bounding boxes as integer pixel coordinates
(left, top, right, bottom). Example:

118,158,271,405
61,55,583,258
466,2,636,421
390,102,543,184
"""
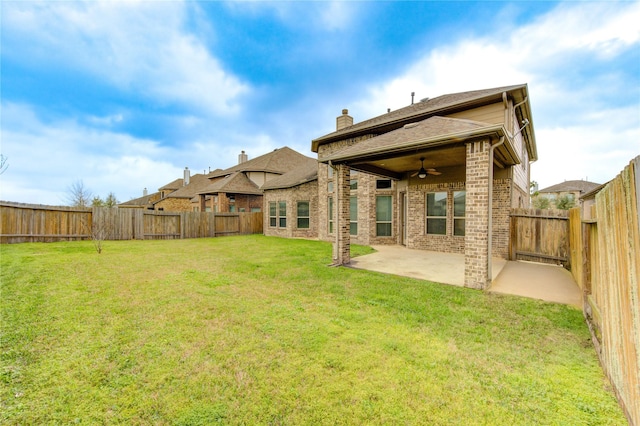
348,245,582,307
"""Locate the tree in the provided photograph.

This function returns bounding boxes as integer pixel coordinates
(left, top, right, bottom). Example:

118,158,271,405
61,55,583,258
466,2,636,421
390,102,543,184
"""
66,180,93,208
555,195,576,210
533,196,551,209
0,154,8,175
104,192,119,207
91,196,105,207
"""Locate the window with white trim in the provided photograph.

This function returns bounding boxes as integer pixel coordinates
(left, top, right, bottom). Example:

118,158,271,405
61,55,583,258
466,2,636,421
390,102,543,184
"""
453,191,466,236
376,195,392,236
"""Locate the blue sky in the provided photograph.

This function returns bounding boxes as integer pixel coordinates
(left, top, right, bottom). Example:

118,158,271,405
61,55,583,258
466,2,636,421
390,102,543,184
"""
1,1,639,205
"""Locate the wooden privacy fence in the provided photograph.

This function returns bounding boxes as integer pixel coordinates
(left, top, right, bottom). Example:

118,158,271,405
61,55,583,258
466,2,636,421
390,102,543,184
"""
509,208,570,267
0,202,263,243
569,157,639,426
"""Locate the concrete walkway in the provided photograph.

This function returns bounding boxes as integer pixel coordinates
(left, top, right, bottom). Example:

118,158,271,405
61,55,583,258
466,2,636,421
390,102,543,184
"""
348,245,582,307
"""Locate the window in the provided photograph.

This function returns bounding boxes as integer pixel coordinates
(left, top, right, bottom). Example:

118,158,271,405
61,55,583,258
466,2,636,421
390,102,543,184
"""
297,201,310,229
376,179,392,189
350,196,358,235
328,166,334,178
376,195,392,236
278,201,287,228
350,179,358,190
426,192,447,235
453,191,466,236
251,207,261,213
269,202,277,227
328,182,334,193
328,197,334,234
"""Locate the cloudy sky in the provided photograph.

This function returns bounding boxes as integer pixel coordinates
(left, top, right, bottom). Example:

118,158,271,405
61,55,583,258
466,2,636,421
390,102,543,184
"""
1,1,638,205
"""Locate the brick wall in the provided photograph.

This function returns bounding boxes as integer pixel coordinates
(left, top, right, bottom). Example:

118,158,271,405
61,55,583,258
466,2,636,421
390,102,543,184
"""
154,197,192,212
464,140,491,289
407,181,466,253
263,180,318,239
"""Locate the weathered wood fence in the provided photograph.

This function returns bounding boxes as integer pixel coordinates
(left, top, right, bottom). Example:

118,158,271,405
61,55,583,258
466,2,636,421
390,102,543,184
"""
0,202,263,243
569,157,639,426
509,208,570,267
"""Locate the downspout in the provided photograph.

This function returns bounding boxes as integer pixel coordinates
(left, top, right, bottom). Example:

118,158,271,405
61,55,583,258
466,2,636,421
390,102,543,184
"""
485,93,511,285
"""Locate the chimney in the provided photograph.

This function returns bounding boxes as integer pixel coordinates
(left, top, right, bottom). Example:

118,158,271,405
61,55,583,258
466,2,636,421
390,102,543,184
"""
143,187,148,196
238,150,248,164
336,109,353,131
411,92,415,105
183,167,190,186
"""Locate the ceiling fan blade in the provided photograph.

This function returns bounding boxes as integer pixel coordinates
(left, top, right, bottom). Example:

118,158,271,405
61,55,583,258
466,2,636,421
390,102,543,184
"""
429,170,442,176
410,171,419,177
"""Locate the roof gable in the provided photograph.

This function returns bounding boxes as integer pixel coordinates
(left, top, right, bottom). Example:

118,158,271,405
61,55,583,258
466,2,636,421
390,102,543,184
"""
210,147,313,178
163,174,214,199
199,172,261,195
262,157,318,190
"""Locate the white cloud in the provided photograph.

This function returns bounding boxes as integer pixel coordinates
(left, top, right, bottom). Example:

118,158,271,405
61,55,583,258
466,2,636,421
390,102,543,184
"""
2,1,248,116
0,103,183,205
351,1,640,188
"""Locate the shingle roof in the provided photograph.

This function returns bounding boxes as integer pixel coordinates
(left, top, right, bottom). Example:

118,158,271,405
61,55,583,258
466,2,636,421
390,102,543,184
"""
163,174,214,199
261,157,318,190
198,172,261,195
118,192,161,207
539,180,601,194
159,178,183,191
209,146,312,178
323,116,495,162
313,84,528,150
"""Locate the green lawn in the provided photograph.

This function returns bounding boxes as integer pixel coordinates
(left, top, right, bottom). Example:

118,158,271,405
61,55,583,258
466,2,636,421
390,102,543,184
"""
0,236,625,425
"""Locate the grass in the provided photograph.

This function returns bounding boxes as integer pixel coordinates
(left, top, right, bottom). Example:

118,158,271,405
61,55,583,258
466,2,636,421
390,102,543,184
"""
0,235,626,425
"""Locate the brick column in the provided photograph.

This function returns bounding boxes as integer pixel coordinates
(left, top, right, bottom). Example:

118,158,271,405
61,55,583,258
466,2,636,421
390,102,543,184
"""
464,140,490,289
218,192,229,213
199,194,206,212
335,164,351,265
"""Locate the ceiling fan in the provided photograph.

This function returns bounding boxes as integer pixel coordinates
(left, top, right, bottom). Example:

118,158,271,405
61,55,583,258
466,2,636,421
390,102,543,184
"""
411,157,442,179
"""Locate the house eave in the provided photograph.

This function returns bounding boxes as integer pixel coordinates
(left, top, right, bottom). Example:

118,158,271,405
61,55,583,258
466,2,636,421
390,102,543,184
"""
321,124,515,165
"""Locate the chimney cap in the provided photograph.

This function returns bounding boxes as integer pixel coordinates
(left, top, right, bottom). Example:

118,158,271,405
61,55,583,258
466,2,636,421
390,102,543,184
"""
342,109,349,115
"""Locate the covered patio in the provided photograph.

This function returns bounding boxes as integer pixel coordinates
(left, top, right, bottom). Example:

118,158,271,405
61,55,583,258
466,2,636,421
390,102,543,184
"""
349,245,582,307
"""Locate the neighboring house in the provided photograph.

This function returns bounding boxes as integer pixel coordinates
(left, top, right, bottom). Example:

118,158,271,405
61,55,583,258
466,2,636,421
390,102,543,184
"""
580,182,606,220
118,189,161,209
308,84,538,289
262,156,319,239
153,169,216,212
196,147,315,213
534,180,601,210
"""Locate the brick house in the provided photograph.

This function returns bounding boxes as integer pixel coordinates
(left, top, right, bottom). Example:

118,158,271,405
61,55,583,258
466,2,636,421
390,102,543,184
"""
153,168,217,212
262,156,319,239
196,147,315,213
311,84,538,289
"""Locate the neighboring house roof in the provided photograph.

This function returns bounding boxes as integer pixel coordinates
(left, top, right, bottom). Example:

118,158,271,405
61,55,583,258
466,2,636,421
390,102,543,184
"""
312,84,534,158
209,146,311,178
159,174,213,199
261,157,318,190
159,178,183,191
199,172,261,195
118,192,160,207
322,116,518,165
538,180,601,194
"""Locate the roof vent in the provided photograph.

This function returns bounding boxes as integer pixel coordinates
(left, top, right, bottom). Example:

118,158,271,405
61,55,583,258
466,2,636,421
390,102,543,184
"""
420,97,430,102
403,122,420,129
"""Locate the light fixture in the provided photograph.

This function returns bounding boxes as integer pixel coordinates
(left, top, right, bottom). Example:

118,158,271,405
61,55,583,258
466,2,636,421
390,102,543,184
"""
418,157,428,179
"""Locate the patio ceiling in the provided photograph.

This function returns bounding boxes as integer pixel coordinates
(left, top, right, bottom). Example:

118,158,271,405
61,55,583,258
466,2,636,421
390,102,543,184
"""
322,118,519,180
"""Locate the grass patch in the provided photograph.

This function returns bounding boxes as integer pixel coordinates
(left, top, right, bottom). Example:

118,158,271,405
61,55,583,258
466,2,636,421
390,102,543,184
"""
1,236,625,424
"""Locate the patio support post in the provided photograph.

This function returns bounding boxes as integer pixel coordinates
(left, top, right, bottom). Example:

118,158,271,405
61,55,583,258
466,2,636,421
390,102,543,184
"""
199,194,206,212
334,164,351,265
464,139,491,289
